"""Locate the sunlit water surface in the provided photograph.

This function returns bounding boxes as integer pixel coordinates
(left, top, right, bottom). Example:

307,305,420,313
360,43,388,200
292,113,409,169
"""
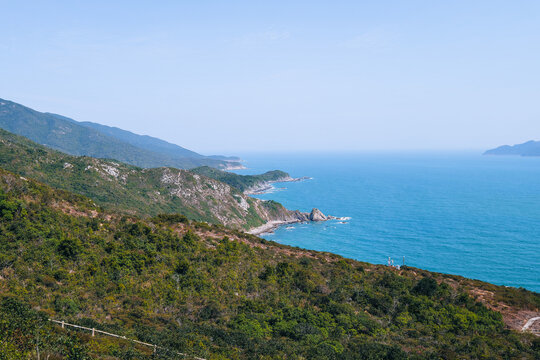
235,152,540,292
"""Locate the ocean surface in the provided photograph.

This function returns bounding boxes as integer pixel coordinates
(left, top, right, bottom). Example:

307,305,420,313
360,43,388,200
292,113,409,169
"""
234,152,540,293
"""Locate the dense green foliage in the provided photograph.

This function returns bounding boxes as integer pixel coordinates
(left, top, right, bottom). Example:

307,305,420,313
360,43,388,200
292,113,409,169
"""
0,168,538,359
0,128,288,229
191,166,290,192
78,120,204,159
0,98,240,169
0,298,89,359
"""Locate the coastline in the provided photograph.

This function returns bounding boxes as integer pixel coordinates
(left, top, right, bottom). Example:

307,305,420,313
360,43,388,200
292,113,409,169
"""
247,212,349,236
244,176,312,195
247,219,304,236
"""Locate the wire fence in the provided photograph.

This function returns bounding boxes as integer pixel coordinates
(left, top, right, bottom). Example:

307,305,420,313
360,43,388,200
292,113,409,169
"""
49,319,206,359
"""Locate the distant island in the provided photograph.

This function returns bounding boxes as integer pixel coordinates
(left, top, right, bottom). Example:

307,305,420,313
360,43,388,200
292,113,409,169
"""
484,140,540,156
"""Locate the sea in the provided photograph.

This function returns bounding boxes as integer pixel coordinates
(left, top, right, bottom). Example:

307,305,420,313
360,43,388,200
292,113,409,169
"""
234,152,540,293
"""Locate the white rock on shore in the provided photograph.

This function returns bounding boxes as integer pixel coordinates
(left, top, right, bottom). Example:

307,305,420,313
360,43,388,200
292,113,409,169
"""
247,220,299,235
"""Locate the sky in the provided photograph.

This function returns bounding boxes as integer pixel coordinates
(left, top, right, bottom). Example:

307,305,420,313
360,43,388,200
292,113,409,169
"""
1,1,539,154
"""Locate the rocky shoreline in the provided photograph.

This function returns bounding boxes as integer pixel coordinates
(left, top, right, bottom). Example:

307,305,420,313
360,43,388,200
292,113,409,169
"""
244,174,344,236
247,219,301,235
247,208,345,235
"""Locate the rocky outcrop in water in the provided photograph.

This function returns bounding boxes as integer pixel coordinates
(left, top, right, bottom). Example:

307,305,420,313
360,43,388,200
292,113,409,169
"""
247,207,336,235
309,208,328,221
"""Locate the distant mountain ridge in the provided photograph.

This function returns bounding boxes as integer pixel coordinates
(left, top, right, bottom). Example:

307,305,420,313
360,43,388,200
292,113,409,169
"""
207,154,242,161
77,119,204,159
484,140,540,156
0,98,241,169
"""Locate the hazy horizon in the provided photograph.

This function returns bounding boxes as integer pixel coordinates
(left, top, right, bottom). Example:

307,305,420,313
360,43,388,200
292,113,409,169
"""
1,1,539,153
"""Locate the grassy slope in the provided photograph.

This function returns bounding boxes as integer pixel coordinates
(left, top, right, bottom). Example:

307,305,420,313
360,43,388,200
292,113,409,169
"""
191,166,290,192
0,128,287,229
0,168,538,359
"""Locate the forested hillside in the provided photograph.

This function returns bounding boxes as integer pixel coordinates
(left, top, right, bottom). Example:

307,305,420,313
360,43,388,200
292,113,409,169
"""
78,120,204,159
191,166,290,192
0,98,241,169
0,128,300,229
0,167,538,359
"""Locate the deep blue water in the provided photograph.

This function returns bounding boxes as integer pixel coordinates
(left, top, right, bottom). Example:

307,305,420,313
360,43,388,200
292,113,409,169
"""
235,152,540,293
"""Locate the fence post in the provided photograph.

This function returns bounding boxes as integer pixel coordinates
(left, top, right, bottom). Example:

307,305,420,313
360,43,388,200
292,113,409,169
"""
49,318,206,360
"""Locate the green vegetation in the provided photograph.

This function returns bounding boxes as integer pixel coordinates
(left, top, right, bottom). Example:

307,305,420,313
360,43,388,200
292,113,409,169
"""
0,128,290,229
0,298,88,359
0,167,538,359
0,98,241,169
0,113,538,358
191,166,290,192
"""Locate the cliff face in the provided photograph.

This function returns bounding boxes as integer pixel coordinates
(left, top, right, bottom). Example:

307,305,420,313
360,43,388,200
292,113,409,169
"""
252,201,311,223
0,128,303,230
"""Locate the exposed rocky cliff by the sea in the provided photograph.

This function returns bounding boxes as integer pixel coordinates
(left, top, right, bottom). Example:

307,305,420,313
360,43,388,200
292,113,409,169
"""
0,128,326,231
248,207,338,235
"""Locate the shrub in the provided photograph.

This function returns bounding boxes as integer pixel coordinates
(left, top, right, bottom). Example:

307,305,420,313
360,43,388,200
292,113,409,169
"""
412,277,438,296
57,237,81,259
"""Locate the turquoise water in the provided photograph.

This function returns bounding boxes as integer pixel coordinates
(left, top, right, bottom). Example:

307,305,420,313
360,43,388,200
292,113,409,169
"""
235,152,540,292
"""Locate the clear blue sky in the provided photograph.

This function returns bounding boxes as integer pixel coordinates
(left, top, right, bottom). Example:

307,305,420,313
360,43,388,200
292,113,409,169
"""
1,1,539,153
